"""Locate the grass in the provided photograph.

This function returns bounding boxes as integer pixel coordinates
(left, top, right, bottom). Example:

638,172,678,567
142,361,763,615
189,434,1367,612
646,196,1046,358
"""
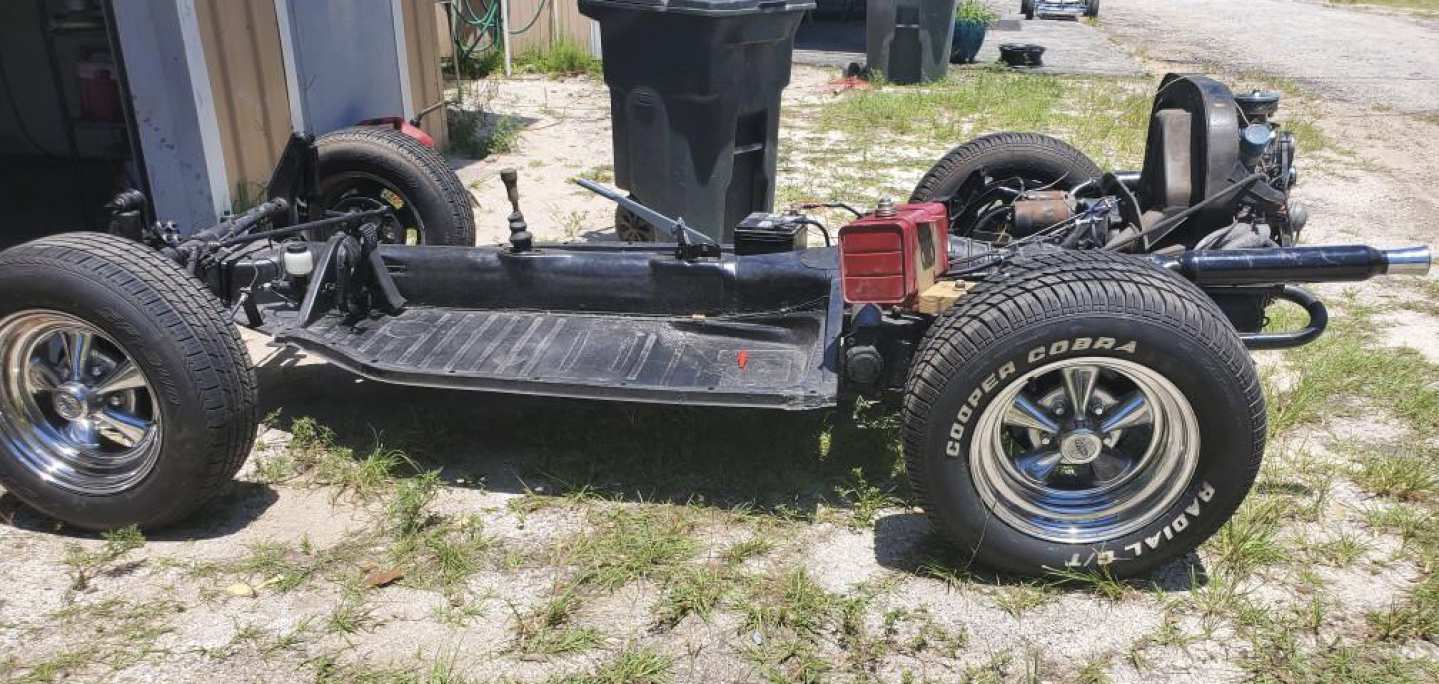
62,525,145,594
514,40,600,78
1263,304,1439,436
1350,446,1439,502
549,646,673,684
447,106,523,159
818,69,1154,170
4,598,181,682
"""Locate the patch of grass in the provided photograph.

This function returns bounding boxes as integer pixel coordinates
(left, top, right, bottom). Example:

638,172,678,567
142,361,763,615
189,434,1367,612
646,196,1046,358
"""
573,164,614,185
655,563,728,628
1298,531,1372,567
191,533,373,593
721,536,775,565
1367,572,1439,642
328,589,379,636
388,470,443,537
1264,310,1439,437
562,506,700,590
62,525,144,594
9,598,180,681
514,40,600,78
511,584,604,656
1205,495,1290,576
990,582,1055,619
834,466,902,529
1350,446,1438,502
447,107,523,159
272,417,417,499
818,69,1153,170
549,645,673,684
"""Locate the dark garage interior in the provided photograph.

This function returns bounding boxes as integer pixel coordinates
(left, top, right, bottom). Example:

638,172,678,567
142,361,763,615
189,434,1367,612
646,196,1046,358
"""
0,0,139,248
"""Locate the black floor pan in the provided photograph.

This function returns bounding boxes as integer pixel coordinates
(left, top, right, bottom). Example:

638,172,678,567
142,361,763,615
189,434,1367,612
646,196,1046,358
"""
270,307,838,409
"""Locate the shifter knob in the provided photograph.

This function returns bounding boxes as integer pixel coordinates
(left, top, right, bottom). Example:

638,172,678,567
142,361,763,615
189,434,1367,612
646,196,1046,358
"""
500,168,532,253
501,168,521,213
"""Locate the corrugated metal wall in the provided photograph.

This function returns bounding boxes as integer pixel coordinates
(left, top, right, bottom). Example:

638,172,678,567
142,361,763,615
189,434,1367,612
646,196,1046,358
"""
401,0,449,150
505,0,597,55
194,0,290,204
195,0,449,199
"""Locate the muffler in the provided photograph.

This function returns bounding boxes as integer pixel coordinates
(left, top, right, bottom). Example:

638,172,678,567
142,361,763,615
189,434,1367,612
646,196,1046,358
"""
1158,245,1432,286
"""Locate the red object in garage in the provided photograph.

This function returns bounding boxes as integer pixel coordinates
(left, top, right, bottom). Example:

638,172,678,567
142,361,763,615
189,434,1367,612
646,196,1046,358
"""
76,56,122,123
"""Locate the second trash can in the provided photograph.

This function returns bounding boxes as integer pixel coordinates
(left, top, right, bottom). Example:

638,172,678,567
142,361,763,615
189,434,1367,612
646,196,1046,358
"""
866,0,958,84
580,0,814,243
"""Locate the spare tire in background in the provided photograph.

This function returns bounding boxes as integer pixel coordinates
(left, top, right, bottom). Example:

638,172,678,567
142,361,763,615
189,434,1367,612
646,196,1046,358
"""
316,126,476,246
911,132,1101,241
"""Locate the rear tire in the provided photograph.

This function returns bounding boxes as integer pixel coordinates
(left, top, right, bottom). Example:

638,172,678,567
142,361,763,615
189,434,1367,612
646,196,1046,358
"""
911,132,1101,242
0,233,257,530
901,250,1265,577
317,126,476,246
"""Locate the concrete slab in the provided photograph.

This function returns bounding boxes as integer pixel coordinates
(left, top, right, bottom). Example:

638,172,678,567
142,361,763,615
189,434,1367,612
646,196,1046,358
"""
793,15,1144,77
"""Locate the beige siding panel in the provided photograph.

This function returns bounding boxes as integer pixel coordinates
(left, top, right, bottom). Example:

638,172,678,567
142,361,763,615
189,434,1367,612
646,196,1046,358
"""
195,0,290,203
508,0,592,54
402,0,449,149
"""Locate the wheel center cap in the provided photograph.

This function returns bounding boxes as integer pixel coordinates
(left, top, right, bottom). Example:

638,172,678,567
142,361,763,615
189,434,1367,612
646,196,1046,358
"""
1059,430,1104,465
52,384,92,422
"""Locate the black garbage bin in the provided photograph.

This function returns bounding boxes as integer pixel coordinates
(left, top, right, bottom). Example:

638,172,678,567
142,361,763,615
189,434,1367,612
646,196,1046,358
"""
866,0,958,84
579,0,814,243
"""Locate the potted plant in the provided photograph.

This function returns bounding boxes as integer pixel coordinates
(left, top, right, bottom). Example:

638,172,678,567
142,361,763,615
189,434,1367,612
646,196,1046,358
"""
952,0,997,64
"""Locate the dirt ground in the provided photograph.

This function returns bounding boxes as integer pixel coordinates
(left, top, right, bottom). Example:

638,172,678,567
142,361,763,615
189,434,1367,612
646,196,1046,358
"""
3,1,1439,682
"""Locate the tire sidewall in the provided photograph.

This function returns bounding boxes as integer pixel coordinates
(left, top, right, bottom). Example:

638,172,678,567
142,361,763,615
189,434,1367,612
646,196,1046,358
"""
0,263,223,529
318,135,469,246
916,312,1259,576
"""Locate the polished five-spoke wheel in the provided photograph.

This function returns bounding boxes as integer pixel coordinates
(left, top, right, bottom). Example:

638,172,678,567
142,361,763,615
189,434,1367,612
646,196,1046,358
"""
0,311,162,495
970,358,1200,544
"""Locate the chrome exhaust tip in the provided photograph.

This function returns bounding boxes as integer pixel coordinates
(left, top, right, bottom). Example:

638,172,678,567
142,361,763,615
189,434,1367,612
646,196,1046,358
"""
1383,246,1432,277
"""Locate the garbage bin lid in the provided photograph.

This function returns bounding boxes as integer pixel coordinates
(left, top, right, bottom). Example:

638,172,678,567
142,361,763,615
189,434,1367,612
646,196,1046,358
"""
579,0,815,16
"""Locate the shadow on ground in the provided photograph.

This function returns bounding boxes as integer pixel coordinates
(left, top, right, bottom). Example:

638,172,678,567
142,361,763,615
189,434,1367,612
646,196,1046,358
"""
0,481,280,542
243,348,1205,592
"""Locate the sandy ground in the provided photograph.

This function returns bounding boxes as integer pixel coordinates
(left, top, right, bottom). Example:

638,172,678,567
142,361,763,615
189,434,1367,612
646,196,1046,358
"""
3,1,1439,682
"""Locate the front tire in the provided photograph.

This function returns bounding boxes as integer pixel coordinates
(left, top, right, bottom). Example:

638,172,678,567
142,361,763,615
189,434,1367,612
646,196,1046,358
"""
901,250,1265,577
0,234,258,530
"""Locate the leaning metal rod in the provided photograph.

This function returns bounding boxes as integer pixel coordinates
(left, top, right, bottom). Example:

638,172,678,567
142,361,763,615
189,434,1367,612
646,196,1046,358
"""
216,208,394,247
1156,244,1433,285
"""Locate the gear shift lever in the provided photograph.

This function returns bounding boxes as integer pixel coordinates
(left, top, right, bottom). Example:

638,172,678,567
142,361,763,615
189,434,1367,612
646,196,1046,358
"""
501,168,532,253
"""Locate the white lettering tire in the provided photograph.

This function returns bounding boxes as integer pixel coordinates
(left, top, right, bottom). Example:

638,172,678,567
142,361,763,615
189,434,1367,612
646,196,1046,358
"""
901,250,1265,577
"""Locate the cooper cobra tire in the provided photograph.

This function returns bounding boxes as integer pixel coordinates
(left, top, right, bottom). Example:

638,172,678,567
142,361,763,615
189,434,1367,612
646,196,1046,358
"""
0,233,257,530
901,250,1265,577
910,132,1101,240
317,126,476,246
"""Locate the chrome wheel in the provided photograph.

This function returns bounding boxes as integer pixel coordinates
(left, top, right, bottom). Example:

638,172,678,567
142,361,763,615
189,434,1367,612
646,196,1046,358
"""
970,357,1200,544
0,311,162,495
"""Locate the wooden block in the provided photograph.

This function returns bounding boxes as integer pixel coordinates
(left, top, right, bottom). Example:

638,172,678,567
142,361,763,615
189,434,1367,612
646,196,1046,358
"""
915,280,973,315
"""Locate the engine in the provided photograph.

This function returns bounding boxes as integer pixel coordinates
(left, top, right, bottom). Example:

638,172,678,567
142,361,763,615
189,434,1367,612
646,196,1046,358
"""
1001,76,1309,256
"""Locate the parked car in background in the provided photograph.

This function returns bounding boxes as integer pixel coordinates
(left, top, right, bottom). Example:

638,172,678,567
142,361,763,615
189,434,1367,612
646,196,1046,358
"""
1022,0,1098,19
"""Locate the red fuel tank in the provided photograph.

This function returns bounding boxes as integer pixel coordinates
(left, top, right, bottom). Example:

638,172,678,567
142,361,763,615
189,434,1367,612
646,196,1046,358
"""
837,202,949,307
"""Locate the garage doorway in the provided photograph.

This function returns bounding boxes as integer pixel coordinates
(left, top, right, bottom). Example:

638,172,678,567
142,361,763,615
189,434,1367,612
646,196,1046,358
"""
0,0,143,248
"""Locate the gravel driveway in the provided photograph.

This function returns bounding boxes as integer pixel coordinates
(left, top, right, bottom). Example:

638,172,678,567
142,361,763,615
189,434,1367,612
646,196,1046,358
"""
1098,0,1439,113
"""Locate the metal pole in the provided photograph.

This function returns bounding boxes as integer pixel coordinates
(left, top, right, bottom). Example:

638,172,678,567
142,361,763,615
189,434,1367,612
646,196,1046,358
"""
500,0,513,76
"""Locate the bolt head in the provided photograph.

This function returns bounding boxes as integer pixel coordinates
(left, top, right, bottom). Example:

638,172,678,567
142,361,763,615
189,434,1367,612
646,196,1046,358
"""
1093,406,1103,415
1054,406,1065,415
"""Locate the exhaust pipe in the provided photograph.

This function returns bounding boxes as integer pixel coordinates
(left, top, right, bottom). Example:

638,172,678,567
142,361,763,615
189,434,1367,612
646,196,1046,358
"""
1159,245,1432,286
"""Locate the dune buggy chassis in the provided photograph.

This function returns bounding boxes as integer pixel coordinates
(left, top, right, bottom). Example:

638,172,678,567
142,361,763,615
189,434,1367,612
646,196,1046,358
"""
0,75,1429,577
